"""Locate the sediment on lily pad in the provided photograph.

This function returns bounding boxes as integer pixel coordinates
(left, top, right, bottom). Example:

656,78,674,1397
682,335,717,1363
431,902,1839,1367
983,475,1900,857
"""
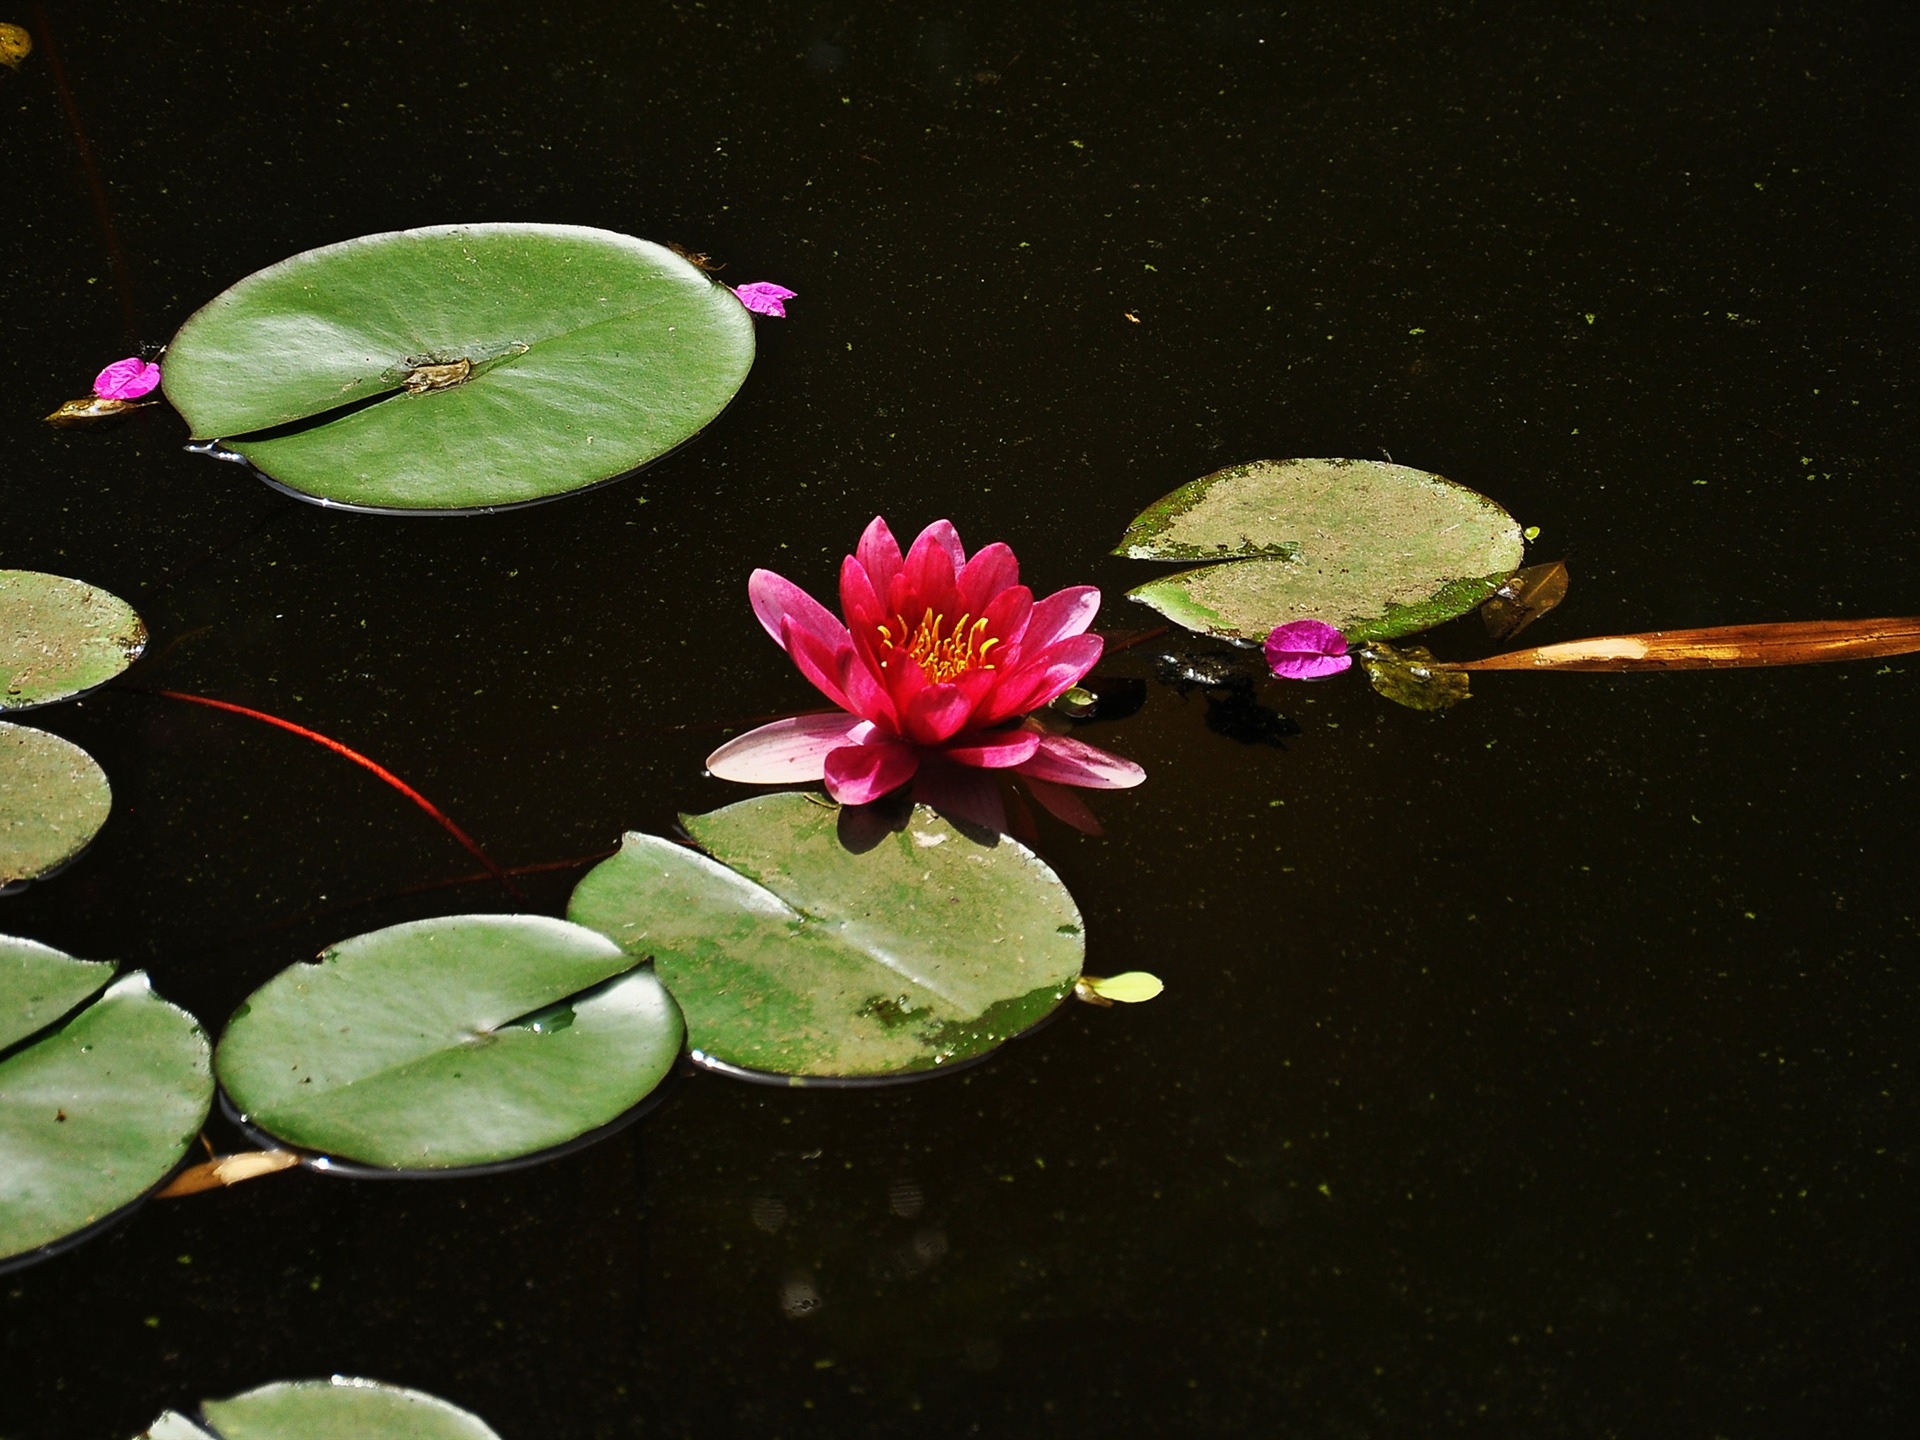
568,793,1087,1082
1117,458,1525,642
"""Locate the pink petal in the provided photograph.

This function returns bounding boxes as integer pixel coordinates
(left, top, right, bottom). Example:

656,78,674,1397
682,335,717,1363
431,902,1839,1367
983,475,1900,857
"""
897,523,961,612
749,568,846,652
93,357,161,401
783,618,858,712
840,649,899,729
912,519,969,571
955,542,1019,613
839,553,887,633
732,281,797,317
707,713,864,783
971,633,1104,725
942,728,1042,769
824,734,921,804
1014,733,1146,790
1264,619,1352,680
902,682,976,746
1023,586,1102,650
854,517,904,603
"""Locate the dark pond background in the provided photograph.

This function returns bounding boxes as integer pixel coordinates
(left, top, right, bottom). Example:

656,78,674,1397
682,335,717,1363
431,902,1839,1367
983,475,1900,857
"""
4,0,1916,1434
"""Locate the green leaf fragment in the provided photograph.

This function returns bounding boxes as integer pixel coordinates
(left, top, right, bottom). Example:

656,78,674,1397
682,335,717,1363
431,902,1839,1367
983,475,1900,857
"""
190,1378,503,1440
0,971,213,1266
1359,641,1472,711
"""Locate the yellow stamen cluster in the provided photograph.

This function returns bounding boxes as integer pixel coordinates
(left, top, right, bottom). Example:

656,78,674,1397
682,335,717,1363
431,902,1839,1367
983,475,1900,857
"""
877,609,1000,683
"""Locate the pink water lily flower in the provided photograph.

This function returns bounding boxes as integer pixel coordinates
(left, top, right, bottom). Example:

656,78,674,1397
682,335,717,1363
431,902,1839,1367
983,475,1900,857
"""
707,517,1144,824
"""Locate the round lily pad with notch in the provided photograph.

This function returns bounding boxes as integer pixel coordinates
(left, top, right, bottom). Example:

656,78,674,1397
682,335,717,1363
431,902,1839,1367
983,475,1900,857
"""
1,570,147,711
214,914,683,1170
1,722,111,893
566,793,1086,1083
141,1377,502,1440
1116,458,1524,642
1,966,213,1269
161,223,757,513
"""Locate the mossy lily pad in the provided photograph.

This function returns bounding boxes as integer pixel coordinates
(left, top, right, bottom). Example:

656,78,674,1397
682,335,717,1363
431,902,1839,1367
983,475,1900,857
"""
141,1377,502,1440
0,723,111,892
1117,458,1524,642
567,794,1086,1082
0,570,146,711
1,966,213,1269
214,914,683,1170
161,223,757,513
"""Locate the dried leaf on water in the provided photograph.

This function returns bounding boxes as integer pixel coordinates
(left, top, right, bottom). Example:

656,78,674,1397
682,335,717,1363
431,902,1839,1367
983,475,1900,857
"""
1437,616,1920,672
1481,560,1570,640
153,1149,301,1198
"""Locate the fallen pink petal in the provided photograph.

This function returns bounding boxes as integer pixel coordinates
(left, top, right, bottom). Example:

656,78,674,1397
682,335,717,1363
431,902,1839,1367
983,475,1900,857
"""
1265,618,1353,680
708,516,1145,822
92,356,161,401
731,281,797,317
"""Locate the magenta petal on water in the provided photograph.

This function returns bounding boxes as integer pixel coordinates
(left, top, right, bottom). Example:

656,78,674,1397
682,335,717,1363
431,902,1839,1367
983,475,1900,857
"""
1264,619,1353,680
92,357,161,400
707,712,864,783
732,281,797,317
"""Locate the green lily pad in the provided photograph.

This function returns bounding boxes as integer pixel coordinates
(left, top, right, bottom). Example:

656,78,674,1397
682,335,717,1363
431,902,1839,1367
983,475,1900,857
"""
0,722,112,891
1,969,213,1267
566,794,1086,1081
0,935,117,1050
214,914,683,1169
162,223,757,513
142,1378,501,1440
1,570,147,711
1116,458,1524,642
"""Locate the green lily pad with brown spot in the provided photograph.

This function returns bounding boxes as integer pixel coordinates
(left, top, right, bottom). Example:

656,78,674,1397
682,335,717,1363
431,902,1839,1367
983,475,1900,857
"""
160,223,757,514
1,967,212,1268
1116,458,1524,642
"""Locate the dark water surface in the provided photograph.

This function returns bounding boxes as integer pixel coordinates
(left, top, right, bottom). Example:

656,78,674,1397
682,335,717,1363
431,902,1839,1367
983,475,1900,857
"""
4,1,1916,1435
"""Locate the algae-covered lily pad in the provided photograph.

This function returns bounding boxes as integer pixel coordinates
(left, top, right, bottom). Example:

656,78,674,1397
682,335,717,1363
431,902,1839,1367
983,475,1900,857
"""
141,1377,502,1440
1117,458,1524,642
162,223,757,513
1,966,213,1268
214,914,682,1169
567,793,1086,1082
1,722,111,892
1,570,146,711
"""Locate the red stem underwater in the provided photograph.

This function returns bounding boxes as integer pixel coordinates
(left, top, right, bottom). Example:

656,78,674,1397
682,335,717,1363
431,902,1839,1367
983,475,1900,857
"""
144,688,517,895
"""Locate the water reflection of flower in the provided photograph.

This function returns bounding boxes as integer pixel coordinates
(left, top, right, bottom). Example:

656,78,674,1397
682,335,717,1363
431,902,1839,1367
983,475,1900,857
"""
707,516,1144,831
